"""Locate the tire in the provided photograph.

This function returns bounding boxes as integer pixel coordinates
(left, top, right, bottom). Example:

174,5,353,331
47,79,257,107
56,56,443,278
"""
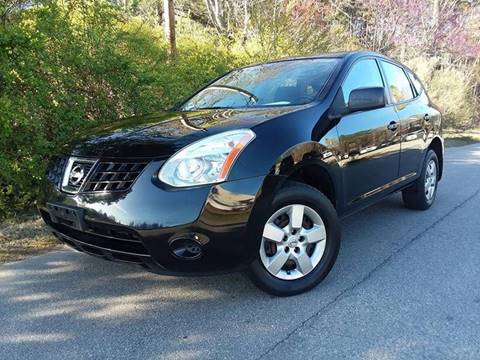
402,149,439,210
248,181,341,296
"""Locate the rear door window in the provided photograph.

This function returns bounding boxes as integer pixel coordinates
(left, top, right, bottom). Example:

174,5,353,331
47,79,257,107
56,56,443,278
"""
381,61,415,103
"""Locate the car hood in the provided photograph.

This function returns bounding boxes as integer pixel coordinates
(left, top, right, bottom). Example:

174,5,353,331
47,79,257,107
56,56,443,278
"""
66,106,305,158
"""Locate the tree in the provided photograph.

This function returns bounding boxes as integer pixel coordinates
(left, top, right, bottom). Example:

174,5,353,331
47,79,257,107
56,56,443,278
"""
163,0,176,57
338,0,480,61
204,0,228,35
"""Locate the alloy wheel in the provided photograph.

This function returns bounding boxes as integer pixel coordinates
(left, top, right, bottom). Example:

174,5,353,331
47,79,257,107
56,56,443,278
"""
259,204,327,280
425,159,437,202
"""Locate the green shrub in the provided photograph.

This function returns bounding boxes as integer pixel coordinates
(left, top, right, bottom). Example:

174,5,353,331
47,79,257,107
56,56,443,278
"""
0,1,239,218
428,68,477,129
407,57,477,130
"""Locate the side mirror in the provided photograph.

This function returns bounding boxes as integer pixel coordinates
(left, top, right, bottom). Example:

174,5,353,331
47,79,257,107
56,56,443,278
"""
348,87,386,113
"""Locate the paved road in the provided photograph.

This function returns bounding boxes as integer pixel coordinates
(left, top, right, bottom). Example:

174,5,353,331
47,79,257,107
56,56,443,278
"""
1,144,480,360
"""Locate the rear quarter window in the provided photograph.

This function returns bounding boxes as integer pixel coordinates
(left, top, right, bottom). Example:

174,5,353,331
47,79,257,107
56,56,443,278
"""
406,70,423,96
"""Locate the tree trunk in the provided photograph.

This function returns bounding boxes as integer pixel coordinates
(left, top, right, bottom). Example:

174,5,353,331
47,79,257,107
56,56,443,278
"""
242,0,249,44
204,0,228,35
431,0,440,56
163,0,177,58
432,0,440,28
156,0,163,26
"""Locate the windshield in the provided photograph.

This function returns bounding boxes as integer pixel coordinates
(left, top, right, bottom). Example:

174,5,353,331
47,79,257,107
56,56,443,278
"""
181,58,340,111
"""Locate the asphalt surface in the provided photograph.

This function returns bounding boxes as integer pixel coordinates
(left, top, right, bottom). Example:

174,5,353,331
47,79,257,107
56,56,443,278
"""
1,143,480,360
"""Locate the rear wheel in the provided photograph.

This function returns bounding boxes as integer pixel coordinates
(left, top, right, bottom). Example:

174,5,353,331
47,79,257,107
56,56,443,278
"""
402,150,439,210
248,181,340,296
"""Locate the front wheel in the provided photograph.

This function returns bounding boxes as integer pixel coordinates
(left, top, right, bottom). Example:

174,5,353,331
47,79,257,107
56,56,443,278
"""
248,181,340,296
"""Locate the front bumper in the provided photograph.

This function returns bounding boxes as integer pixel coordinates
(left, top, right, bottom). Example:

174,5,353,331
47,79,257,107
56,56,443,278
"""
39,160,268,274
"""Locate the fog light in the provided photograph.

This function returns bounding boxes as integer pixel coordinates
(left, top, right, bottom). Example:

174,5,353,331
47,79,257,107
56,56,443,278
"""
169,234,207,260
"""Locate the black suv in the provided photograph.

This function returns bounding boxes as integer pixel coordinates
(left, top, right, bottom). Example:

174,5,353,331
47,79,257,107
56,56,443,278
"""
40,51,443,296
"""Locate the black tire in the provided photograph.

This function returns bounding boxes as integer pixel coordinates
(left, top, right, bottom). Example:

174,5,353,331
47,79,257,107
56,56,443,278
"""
402,150,439,210
248,181,341,296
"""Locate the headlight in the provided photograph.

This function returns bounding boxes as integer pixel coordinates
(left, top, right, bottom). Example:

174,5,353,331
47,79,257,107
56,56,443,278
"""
159,129,255,187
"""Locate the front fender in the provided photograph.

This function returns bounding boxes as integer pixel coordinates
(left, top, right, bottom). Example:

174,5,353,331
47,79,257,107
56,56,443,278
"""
268,141,340,177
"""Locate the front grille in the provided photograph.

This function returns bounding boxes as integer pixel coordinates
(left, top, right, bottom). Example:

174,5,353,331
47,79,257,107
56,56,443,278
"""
46,158,149,194
46,157,67,189
40,209,150,258
82,161,148,193
84,219,142,241
59,226,149,255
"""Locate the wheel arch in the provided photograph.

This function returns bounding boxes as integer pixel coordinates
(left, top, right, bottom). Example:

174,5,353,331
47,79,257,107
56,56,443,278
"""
428,136,444,180
264,141,341,210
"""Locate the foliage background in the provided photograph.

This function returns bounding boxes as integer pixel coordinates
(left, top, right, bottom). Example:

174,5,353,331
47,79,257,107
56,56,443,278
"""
0,0,479,218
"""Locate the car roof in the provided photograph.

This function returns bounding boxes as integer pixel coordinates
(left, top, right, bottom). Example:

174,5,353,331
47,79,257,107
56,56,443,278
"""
241,51,393,69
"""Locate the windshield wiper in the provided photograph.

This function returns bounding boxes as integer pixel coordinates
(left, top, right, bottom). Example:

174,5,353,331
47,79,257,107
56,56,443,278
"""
181,86,258,111
209,85,258,103
182,106,230,111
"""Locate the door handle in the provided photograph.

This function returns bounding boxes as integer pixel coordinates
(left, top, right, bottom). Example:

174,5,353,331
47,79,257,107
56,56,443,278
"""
387,121,398,131
424,114,431,121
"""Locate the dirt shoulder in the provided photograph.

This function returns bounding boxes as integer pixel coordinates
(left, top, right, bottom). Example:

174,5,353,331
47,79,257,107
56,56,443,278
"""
444,128,480,147
0,216,62,263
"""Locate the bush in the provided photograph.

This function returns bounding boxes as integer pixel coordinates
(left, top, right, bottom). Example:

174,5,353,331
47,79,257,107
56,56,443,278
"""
429,68,477,129
407,57,478,130
0,1,240,218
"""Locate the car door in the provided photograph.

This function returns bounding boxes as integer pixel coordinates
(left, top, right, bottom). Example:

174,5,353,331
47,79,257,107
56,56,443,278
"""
335,58,401,207
379,61,429,179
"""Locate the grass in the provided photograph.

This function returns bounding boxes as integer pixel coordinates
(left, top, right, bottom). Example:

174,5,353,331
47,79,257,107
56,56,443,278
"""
444,128,480,147
0,216,62,263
